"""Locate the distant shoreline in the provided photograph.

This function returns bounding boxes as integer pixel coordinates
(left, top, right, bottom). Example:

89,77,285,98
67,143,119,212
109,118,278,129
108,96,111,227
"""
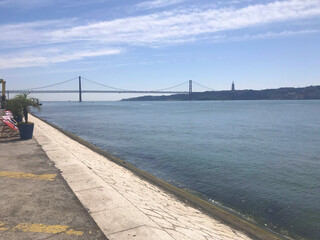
122,85,320,101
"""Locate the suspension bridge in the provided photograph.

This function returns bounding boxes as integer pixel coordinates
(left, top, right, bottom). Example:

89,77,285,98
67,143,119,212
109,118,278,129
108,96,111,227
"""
6,76,214,102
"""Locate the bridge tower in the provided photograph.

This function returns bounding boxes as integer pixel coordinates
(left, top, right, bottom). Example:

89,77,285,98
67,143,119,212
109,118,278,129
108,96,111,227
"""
79,76,82,102
189,80,192,95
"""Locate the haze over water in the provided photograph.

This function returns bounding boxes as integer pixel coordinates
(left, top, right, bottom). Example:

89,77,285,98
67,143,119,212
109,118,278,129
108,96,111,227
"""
34,100,320,239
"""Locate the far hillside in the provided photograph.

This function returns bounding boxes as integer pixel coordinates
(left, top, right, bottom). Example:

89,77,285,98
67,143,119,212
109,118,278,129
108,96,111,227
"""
122,85,320,101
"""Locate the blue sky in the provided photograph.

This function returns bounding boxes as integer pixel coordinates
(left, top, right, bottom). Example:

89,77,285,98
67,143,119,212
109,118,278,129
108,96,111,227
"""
1,0,320,100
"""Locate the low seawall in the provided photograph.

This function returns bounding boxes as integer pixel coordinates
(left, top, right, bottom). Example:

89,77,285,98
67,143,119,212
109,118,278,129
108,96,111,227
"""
30,114,286,240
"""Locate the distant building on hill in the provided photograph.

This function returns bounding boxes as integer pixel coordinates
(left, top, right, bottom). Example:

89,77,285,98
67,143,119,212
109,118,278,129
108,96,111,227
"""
231,81,235,91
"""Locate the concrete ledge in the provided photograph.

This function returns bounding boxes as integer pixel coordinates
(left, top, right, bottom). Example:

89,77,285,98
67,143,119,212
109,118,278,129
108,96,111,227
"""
31,114,286,240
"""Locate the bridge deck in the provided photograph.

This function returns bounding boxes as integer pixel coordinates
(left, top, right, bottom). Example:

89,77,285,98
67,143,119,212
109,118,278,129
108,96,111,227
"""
6,90,188,94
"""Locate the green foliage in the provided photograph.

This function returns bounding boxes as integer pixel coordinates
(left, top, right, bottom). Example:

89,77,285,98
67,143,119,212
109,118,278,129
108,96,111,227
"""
6,93,41,123
5,98,23,120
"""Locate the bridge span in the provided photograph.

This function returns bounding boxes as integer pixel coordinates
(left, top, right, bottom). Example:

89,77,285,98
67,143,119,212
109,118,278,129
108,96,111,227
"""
6,76,213,102
7,90,188,94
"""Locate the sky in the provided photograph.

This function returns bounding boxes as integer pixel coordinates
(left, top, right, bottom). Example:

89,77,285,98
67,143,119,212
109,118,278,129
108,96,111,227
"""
0,0,320,101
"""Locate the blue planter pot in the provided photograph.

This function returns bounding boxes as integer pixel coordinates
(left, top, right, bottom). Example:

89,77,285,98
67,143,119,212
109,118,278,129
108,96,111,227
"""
18,123,34,140
14,116,23,123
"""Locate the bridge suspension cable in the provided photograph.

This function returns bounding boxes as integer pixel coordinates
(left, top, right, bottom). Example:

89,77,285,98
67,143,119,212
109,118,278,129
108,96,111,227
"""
192,81,214,91
152,81,189,92
7,77,213,97
16,77,78,91
81,77,130,91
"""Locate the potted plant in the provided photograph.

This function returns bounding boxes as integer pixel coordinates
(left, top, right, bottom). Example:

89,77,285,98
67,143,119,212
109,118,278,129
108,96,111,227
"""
5,98,23,122
8,93,41,140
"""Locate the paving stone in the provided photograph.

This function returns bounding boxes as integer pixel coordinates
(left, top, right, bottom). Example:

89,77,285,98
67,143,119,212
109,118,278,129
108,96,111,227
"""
92,206,159,235
30,115,253,240
108,226,175,240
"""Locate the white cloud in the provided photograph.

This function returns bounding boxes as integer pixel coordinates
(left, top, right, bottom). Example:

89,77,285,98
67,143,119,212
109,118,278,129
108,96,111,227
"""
217,0,255,6
48,0,320,45
234,29,319,41
0,48,122,69
1,0,320,69
209,29,319,43
137,0,185,9
0,19,76,47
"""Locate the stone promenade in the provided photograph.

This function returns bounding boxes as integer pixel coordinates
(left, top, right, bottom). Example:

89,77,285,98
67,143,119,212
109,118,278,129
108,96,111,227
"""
28,115,256,240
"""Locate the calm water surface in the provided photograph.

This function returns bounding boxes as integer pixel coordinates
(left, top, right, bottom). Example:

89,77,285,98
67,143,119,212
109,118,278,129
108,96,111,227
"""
34,100,320,239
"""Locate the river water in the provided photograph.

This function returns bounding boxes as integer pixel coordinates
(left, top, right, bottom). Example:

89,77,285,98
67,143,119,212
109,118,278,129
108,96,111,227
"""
33,100,320,239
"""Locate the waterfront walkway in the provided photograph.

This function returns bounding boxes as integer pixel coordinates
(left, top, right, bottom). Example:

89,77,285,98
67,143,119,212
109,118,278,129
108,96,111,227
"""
28,115,257,240
0,138,106,239
1,114,282,240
